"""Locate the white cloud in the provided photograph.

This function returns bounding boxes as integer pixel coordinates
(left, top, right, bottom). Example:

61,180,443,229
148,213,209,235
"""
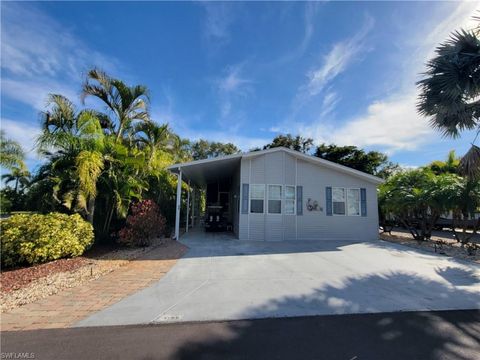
201,2,236,46
1,2,119,111
299,93,432,154
284,2,480,154
319,91,340,119
285,14,374,122
1,118,42,161
215,63,253,121
303,15,374,98
274,2,323,65
218,64,252,93
2,79,79,111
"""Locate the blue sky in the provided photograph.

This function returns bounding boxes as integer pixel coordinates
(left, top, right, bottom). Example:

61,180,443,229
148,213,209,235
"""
1,1,479,172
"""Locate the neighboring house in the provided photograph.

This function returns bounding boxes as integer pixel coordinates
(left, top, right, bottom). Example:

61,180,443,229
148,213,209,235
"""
168,147,384,241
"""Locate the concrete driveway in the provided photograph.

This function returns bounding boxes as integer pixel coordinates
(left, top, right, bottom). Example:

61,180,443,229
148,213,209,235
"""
76,230,480,327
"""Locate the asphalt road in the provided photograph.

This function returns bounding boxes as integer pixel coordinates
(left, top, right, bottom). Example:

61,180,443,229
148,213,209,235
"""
2,310,479,360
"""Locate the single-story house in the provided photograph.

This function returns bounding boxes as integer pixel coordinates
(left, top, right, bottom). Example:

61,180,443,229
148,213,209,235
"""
167,146,384,241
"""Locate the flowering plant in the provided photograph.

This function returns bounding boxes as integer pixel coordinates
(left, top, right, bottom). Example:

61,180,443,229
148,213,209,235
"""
118,200,166,247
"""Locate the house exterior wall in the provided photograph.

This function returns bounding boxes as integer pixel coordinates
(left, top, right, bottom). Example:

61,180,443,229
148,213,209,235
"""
238,152,379,241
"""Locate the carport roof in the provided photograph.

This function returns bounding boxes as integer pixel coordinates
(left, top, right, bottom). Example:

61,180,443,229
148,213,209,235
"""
167,147,384,186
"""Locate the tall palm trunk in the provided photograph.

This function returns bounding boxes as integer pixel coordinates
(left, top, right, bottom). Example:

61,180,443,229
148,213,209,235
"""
87,197,95,224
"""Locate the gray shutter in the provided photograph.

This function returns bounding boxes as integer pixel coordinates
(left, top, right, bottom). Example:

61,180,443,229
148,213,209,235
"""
360,188,367,217
241,184,249,214
296,186,303,215
326,187,332,216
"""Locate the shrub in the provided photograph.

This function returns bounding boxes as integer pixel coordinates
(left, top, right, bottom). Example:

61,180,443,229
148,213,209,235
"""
1,213,94,267
118,200,166,247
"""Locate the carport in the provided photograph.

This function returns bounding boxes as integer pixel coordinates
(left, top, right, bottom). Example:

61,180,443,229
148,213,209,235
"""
168,153,243,240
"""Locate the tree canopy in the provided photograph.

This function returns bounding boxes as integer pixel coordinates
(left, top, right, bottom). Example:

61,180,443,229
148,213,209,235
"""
417,21,480,179
189,139,240,160
314,143,399,178
262,134,314,154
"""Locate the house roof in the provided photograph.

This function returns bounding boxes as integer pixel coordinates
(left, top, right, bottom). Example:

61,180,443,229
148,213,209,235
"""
167,147,384,186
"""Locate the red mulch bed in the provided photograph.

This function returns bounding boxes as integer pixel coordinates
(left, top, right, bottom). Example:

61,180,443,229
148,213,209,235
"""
1,257,92,293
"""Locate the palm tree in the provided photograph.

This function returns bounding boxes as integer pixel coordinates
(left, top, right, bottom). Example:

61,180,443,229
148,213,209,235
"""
2,167,30,193
427,150,460,175
81,69,151,141
0,130,25,171
37,94,106,223
135,122,173,167
417,27,480,179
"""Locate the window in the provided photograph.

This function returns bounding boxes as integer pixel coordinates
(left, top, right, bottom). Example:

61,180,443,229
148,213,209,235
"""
250,184,265,213
332,187,346,215
347,189,360,216
268,185,282,214
285,186,295,215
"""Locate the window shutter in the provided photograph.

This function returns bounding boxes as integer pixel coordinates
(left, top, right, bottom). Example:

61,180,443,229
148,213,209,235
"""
296,186,303,215
360,188,367,217
326,187,332,216
241,184,249,214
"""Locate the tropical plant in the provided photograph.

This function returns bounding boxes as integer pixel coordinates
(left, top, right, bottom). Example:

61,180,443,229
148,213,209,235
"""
82,68,151,141
117,200,166,247
426,150,460,175
417,25,480,179
1,166,30,193
36,94,106,223
1,213,94,267
448,177,480,244
0,130,25,171
379,169,460,241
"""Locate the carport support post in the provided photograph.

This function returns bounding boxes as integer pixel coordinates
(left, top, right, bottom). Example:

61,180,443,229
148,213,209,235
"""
191,188,195,228
185,180,190,233
174,169,182,240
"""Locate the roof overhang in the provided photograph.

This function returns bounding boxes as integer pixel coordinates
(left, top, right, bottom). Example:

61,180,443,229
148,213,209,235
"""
167,153,242,187
167,147,384,186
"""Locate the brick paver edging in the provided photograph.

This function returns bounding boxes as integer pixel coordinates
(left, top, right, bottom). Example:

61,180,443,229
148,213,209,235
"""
1,241,188,331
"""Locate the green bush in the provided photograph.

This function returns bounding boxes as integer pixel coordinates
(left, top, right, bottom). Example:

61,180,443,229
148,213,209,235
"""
1,212,94,267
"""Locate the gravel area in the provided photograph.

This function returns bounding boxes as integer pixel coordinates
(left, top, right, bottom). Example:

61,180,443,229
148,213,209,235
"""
1,238,171,311
380,230,480,264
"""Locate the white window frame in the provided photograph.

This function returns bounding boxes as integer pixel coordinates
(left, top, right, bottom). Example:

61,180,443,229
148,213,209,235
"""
284,185,296,215
267,184,283,215
250,184,265,214
347,188,361,217
331,187,361,217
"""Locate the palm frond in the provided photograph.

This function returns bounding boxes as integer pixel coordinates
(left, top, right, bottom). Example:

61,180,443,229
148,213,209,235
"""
76,150,104,198
459,145,480,180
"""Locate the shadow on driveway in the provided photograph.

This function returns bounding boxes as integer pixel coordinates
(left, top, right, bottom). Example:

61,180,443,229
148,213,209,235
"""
3,271,479,359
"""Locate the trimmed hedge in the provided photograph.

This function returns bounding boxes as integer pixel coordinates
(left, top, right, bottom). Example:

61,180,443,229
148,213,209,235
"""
1,213,94,267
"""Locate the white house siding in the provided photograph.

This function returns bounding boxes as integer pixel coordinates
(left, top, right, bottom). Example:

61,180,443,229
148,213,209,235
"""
238,152,379,241
296,160,378,241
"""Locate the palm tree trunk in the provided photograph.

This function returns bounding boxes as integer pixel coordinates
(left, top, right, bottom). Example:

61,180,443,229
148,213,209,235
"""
87,197,95,224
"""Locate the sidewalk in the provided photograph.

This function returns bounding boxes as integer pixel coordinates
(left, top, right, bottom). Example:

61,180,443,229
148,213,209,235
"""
1,241,187,331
